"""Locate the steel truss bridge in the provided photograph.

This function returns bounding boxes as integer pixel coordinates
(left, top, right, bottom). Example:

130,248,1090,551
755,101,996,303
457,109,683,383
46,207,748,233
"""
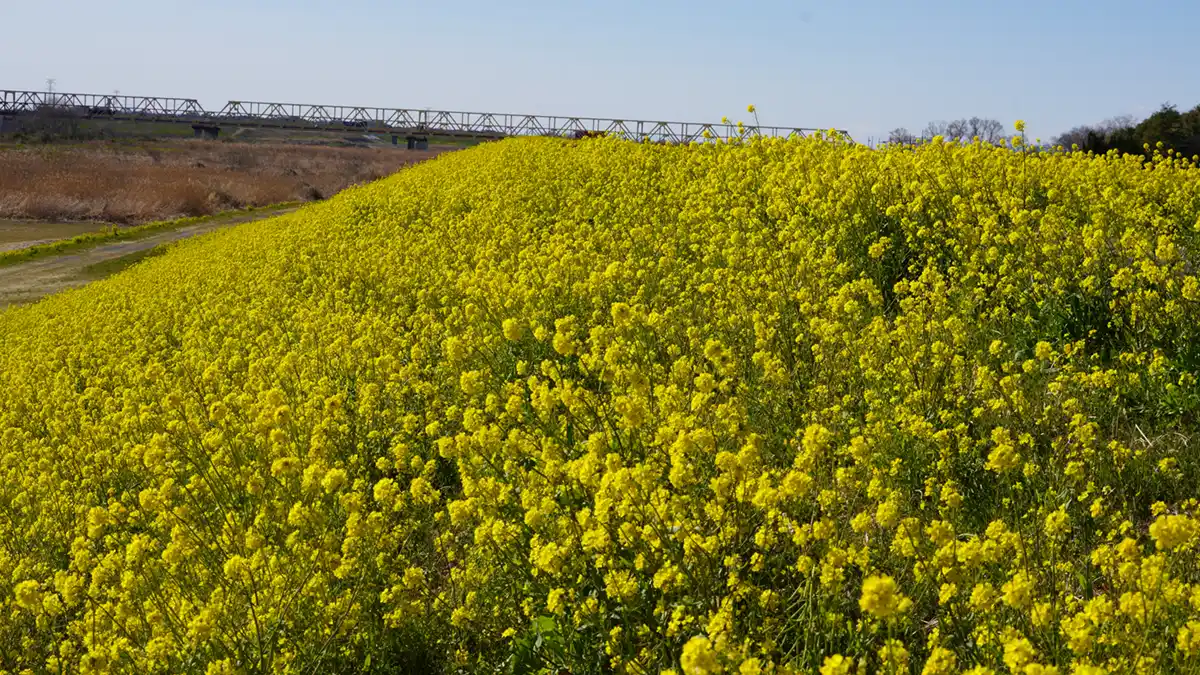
0,88,844,145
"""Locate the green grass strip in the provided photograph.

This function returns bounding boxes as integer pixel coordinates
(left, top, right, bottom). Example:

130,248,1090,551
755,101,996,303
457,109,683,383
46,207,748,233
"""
0,202,300,268
79,244,171,280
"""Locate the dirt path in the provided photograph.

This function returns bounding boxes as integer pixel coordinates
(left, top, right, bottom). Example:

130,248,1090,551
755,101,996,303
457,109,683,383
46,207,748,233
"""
0,207,295,309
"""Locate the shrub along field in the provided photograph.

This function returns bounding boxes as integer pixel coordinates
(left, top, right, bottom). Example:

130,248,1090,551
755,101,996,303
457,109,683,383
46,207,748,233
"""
1,133,1199,674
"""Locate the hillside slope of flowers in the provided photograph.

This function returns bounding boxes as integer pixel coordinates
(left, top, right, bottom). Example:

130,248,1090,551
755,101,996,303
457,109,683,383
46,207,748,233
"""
2,134,1200,674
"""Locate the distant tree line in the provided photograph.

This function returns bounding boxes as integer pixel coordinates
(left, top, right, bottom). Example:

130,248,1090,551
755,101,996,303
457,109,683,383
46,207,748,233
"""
886,117,1007,146
884,103,1200,158
1052,103,1200,157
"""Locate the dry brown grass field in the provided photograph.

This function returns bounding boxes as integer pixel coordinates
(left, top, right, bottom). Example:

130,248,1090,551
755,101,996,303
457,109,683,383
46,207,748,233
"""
0,140,443,224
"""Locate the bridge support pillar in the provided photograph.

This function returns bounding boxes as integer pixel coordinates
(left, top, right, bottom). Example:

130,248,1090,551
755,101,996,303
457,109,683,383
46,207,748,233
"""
0,116,14,134
192,125,221,140
391,135,399,146
406,136,428,150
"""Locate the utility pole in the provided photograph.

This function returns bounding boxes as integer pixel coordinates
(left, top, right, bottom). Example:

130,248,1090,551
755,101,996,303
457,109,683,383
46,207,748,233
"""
46,78,56,105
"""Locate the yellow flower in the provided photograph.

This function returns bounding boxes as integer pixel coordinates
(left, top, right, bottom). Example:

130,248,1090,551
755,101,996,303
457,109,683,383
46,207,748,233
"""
938,583,958,606
1002,635,1037,671
970,583,998,612
680,636,721,675
320,468,348,493
986,445,1020,473
859,575,912,619
547,588,567,613
1045,508,1071,539
13,580,43,612
1178,620,1200,656
747,105,756,114
1034,341,1053,360
1149,514,1197,550
819,655,853,675
879,639,909,673
921,647,957,675
1002,571,1035,609
738,658,763,675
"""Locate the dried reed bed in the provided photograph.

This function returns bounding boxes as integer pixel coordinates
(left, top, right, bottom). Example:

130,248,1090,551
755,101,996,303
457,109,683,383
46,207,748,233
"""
0,141,443,224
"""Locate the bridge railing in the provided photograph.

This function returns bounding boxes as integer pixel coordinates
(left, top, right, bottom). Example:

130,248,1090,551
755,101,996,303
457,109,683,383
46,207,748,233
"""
1,88,847,143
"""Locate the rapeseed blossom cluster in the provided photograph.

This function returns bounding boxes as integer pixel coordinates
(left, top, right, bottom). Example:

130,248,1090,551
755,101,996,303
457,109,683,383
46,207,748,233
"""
1,133,1200,673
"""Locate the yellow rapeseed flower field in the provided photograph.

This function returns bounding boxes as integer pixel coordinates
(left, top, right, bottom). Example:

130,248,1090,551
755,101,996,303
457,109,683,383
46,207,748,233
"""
1,133,1200,674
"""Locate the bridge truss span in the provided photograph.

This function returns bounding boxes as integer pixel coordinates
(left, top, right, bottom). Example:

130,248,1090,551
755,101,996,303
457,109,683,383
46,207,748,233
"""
1,88,847,144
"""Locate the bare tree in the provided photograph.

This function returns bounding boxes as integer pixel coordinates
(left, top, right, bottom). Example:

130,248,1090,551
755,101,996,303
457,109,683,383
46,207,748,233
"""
964,117,1005,143
1053,125,1095,149
979,118,1005,143
922,120,948,140
1098,115,1135,134
887,127,916,145
945,119,970,142
1052,114,1138,151
917,117,1004,143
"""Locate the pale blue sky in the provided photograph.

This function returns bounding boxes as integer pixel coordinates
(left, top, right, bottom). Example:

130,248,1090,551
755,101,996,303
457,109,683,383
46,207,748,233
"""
3,0,1198,143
